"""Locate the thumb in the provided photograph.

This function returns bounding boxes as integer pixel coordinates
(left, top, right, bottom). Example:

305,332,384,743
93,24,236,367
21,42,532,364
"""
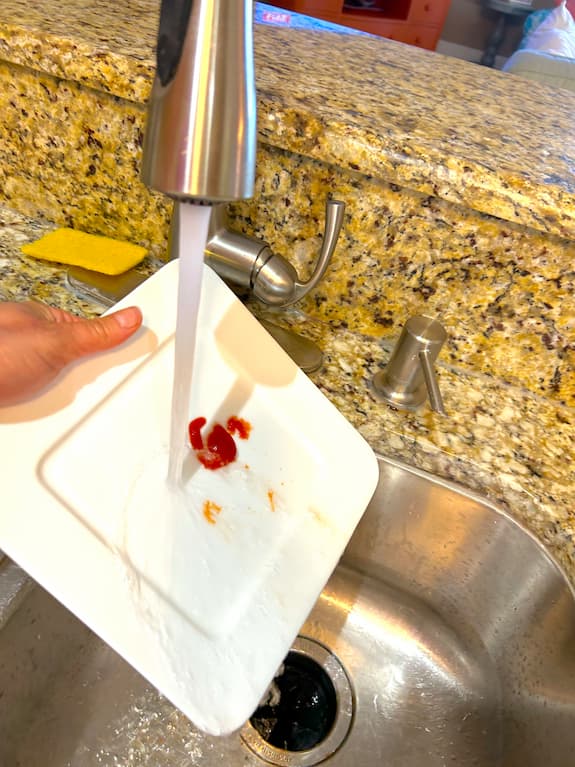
60,306,143,361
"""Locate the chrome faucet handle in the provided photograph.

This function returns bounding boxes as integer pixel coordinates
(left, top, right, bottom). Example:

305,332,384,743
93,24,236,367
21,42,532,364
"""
253,199,345,306
204,199,345,307
372,316,447,414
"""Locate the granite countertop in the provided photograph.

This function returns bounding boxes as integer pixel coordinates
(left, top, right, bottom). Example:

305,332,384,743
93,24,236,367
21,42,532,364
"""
2,1,575,241
1,204,573,586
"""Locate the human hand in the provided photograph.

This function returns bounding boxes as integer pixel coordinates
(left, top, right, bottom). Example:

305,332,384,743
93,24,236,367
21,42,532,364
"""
0,300,143,406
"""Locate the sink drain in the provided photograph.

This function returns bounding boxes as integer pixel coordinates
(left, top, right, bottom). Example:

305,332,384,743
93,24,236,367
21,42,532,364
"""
241,636,353,766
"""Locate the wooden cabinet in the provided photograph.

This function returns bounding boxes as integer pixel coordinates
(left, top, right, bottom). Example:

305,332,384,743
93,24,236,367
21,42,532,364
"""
263,0,451,51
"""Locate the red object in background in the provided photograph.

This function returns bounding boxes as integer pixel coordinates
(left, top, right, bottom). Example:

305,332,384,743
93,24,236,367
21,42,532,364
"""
263,0,452,51
262,9,292,24
188,415,252,470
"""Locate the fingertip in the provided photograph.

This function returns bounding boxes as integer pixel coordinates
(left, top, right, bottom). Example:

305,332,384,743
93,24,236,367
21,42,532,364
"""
113,306,143,331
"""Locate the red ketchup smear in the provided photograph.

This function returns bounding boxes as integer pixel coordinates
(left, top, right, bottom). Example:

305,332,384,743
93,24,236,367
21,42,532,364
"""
188,417,207,451
226,416,251,440
188,415,252,471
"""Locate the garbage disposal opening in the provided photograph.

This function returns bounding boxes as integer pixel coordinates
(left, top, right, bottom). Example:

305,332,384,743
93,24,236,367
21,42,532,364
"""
250,650,337,751
241,636,354,767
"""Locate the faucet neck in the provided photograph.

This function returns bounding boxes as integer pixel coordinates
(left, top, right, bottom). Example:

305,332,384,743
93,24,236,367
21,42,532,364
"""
142,0,257,203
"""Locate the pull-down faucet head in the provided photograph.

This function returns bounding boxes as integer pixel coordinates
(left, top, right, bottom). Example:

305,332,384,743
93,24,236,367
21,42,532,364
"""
142,0,256,203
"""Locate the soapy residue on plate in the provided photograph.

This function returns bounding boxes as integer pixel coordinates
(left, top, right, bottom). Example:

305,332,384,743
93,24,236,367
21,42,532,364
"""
121,450,291,634
117,440,298,732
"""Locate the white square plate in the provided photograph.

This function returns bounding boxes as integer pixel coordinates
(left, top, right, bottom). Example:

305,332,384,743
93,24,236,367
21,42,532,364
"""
2,261,379,735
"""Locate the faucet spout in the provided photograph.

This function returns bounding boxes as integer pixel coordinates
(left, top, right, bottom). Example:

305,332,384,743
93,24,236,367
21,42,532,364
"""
142,0,256,203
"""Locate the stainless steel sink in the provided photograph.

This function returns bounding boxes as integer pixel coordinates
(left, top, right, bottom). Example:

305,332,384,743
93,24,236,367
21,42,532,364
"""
1,455,575,767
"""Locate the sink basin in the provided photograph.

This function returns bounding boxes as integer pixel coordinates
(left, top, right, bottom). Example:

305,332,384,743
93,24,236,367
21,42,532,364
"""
1,454,574,766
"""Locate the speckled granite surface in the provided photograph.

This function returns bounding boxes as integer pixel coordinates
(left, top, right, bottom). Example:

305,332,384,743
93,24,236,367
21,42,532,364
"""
1,205,574,587
232,146,575,408
2,1,575,240
0,60,171,251
4,73,573,409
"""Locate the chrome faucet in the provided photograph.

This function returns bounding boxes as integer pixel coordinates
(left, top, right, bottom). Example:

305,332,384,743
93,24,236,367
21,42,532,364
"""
140,0,343,371
67,1,340,372
142,0,256,203
141,0,344,309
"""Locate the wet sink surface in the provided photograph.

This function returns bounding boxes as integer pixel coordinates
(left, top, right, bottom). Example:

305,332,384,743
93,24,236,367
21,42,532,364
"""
1,455,575,766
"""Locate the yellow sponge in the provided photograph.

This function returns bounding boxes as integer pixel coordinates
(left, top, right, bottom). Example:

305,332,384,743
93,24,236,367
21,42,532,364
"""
21,228,147,276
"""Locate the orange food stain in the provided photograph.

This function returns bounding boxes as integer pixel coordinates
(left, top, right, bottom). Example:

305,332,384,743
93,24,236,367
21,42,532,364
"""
308,506,328,527
267,489,276,512
203,500,222,525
